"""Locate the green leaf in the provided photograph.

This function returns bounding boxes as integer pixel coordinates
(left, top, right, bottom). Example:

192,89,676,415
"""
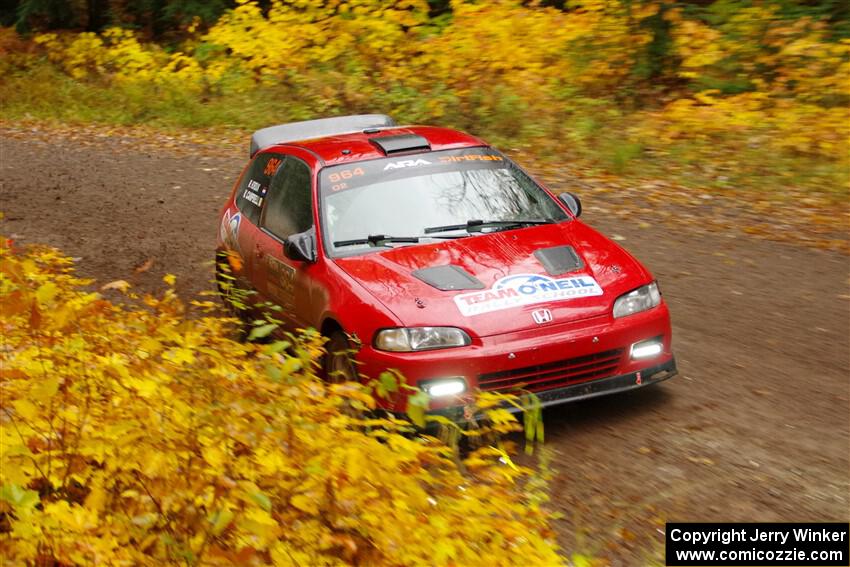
406,391,430,428
525,410,536,444
263,340,291,354
211,508,235,536
379,371,399,394
247,323,277,341
250,491,272,512
0,484,40,511
408,391,429,408
536,417,545,444
265,364,283,382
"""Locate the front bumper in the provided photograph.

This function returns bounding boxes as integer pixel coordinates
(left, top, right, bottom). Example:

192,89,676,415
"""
431,357,677,420
355,303,675,412
520,357,676,409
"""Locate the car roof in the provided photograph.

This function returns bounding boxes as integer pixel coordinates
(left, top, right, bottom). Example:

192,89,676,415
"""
264,125,488,167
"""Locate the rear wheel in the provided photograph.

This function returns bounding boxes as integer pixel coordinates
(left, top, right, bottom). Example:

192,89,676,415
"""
323,330,358,384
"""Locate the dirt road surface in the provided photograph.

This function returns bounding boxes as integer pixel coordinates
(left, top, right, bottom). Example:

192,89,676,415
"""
2,131,848,563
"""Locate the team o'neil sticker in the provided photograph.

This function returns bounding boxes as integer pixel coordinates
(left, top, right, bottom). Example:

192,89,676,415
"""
454,273,603,316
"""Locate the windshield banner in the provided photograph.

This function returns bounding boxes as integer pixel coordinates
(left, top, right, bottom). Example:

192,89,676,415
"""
320,148,506,194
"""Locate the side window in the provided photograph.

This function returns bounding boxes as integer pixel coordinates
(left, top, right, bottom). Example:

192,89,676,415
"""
262,157,314,240
234,152,285,225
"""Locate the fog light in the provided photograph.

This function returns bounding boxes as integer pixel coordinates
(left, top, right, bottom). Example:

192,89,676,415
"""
421,378,466,397
631,338,663,360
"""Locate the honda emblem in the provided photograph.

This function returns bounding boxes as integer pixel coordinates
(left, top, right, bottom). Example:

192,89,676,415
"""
531,308,553,325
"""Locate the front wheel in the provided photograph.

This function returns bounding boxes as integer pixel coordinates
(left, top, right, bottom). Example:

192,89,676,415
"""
322,331,358,384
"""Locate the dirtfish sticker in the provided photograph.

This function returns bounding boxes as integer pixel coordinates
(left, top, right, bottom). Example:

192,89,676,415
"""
220,209,241,252
454,273,603,316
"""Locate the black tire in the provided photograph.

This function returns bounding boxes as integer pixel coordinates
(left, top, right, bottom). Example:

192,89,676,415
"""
323,331,358,384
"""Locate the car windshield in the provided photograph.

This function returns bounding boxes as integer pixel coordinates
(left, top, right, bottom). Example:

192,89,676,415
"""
319,148,568,257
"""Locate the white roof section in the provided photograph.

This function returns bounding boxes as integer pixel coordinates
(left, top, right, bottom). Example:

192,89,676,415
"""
250,114,397,157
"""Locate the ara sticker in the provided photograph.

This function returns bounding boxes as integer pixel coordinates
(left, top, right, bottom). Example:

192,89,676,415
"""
454,273,603,316
383,158,432,170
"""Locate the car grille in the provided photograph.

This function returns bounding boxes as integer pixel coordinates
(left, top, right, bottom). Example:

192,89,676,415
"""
478,348,624,392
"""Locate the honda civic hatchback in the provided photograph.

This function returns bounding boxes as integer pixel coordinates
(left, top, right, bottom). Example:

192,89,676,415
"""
216,114,676,414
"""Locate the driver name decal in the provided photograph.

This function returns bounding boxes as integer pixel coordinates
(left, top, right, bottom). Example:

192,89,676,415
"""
454,273,603,316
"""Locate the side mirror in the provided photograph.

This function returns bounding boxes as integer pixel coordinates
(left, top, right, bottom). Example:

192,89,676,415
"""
558,192,582,217
283,227,317,263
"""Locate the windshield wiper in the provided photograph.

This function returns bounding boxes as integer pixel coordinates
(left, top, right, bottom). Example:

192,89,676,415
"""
334,234,421,248
423,218,555,235
334,233,468,248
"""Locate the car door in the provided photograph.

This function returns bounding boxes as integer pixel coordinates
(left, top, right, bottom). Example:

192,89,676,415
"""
254,155,316,330
225,151,287,290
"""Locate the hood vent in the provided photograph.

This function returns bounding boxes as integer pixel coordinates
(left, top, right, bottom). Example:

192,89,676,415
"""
534,245,584,276
412,265,485,291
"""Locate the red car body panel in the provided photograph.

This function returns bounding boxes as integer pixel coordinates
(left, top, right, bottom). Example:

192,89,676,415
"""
217,124,676,413
334,222,650,337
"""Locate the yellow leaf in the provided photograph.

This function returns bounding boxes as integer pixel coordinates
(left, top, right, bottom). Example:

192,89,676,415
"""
35,282,59,305
31,376,60,402
291,493,319,515
202,446,225,468
163,274,177,286
13,399,39,420
84,486,107,511
407,402,426,428
163,347,195,365
126,376,158,397
101,280,131,293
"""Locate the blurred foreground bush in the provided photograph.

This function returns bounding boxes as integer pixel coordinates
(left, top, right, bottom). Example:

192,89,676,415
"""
0,239,560,565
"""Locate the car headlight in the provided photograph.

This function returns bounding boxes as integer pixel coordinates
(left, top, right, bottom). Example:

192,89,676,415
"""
374,327,471,352
420,378,467,397
613,282,661,318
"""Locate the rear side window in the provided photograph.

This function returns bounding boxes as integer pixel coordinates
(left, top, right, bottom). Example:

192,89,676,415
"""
262,157,313,240
235,152,285,224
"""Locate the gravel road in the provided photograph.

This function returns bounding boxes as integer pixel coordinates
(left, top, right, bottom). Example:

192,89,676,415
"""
2,131,847,563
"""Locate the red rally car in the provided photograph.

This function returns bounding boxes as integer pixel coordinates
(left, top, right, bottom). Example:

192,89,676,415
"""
216,114,676,414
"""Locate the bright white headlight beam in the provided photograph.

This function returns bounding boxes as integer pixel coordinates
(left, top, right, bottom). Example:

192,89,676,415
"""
426,379,466,397
631,340,663,360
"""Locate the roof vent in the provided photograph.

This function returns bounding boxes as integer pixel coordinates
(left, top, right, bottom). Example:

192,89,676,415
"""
370,134,431,155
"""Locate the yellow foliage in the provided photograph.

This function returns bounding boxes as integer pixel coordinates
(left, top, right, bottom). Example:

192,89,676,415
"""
12,1,850,180
0,239,560,565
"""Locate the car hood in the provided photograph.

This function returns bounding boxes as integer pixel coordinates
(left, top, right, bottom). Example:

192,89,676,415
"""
333,221,651,337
